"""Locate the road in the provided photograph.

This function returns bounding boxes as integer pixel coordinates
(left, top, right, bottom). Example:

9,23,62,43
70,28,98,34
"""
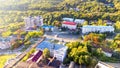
0,45,24,55
44,34,80,42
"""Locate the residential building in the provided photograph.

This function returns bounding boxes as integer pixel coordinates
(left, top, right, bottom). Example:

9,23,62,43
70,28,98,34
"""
24,16,35,29
62,21,77,30
24,16,43,30
74,19,85,24
62,18,74,22
62,17,85,24
92,44,113,57
35,16,43,27
36,41,68,62
105,20,114,26
82,26,114,34
69,7,80,11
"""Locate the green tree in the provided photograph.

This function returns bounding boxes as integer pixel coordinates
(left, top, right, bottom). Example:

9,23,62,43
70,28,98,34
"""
43,48,50,59
83,21,89,26
114,21,120,32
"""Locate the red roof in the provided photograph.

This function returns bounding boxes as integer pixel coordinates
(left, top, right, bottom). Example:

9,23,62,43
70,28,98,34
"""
63,21,76,25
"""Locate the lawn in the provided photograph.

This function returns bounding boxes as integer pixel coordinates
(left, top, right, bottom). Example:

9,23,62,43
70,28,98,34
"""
0,54,16,68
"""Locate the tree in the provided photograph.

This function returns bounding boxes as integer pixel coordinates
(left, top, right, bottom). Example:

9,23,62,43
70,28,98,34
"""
1,30,12,37
114,34,120,40
11,39,23,50
43,48,50,59
83,21,88,26
114,21,120,32
66,42,92,65
24,41,31,46
96,48,104,57
84,55,91,65
88,58,97,68
79,56,84,64
84,33,106,45
115,2,120,10
98,19,103,25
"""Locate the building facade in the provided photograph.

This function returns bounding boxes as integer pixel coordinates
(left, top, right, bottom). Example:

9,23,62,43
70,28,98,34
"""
62,17,85,24
82,26,114,34
53,46,68,62
74,19,85,24
24,16,43,30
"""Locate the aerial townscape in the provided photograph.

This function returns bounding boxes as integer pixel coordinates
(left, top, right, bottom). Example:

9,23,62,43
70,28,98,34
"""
0,0,120,68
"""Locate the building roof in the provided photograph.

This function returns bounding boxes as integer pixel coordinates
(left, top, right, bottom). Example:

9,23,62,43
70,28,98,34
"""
83,25,114,28
26,27,35,30
35,16,43,19
62,18,74,21
42,25,54,29
93,44,113,53
54,46,68,55
31,50,43,62
75,19,85,21
62,21,76,25
36,41,67,51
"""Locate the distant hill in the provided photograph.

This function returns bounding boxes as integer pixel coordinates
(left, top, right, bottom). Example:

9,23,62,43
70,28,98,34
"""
0,0,120,25
0,0,118,11
0,0,63,10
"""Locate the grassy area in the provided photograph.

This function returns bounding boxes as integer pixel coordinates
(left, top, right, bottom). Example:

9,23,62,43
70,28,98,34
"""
0,54,16,68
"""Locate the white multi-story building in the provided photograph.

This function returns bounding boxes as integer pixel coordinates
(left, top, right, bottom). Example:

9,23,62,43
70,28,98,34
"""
36,41,68,62
62,21,77,30
24,16,43,30
62,18,74,22
82,26,114,34
62,17,85,24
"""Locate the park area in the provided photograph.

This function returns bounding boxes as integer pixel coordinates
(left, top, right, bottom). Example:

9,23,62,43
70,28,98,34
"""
0,54,16,68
